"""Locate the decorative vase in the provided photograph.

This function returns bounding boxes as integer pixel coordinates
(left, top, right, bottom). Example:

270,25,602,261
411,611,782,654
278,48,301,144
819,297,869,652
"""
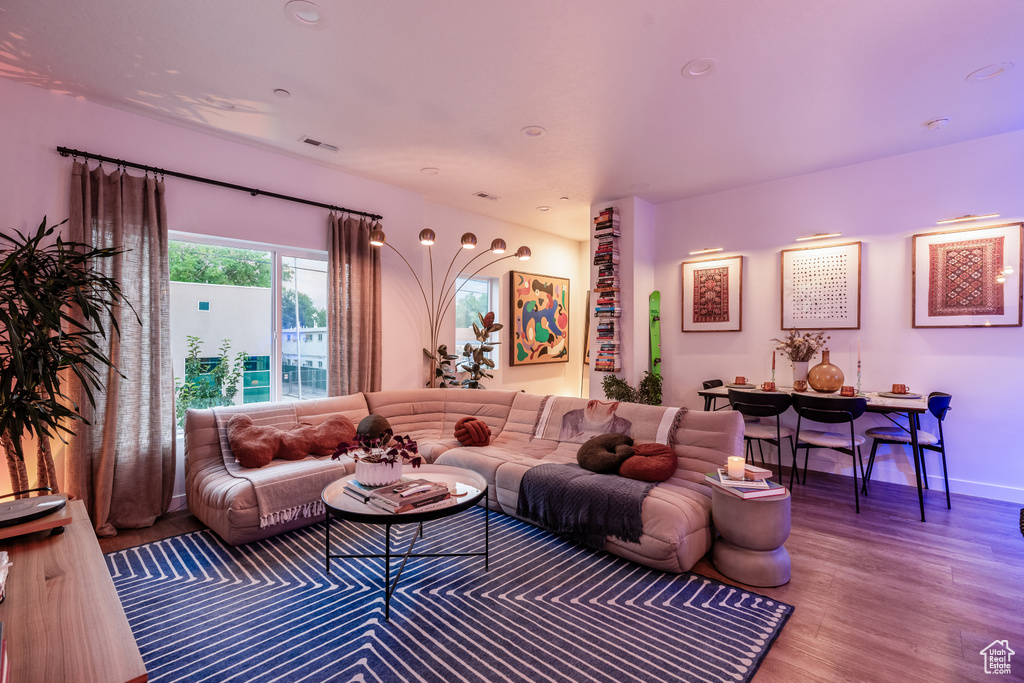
808,350,844,393
791,361,809,385
354,459,402,487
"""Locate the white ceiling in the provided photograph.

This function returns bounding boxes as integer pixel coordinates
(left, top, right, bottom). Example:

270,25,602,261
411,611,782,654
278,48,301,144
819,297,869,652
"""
2,0,1022,241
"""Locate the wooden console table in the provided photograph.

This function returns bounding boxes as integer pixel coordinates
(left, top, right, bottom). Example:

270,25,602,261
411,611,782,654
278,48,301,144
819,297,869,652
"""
0,499,146,682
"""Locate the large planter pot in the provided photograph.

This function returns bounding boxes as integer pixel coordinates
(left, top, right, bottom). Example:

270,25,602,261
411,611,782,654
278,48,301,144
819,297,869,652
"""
808,350,844,393
354,459,402,487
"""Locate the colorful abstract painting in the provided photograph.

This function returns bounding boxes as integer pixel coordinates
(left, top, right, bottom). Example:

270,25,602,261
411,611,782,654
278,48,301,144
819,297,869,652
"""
912,222,1023,328
693,266,729,323
928,237,1004,316
509,271,570,365
681,256,742,332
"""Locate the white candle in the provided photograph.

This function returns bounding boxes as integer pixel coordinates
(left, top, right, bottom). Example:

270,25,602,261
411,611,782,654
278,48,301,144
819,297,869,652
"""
727,456,745,480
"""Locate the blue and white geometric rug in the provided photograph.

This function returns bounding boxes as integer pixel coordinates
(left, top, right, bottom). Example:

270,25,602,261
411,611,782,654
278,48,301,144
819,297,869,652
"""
107,508,792,683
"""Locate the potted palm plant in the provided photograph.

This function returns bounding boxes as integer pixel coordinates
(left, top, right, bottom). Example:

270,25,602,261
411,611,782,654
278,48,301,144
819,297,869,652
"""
0,217,134,494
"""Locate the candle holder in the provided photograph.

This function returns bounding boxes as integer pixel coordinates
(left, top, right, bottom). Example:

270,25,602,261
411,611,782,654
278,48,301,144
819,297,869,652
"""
857,369,862,396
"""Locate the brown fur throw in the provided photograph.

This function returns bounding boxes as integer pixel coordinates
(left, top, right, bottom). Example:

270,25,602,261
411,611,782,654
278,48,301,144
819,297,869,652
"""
454,416,491,447
576,433,634,473
619,442,676,482
227,414,356,468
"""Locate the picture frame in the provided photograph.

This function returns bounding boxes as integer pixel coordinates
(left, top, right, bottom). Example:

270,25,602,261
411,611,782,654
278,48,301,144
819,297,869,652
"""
509,271,570,365
912,222,1023,328
781,241,861,330
681,255,743,332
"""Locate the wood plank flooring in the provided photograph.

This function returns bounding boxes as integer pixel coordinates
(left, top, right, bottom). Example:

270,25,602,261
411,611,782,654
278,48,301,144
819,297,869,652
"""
99,471,1024,682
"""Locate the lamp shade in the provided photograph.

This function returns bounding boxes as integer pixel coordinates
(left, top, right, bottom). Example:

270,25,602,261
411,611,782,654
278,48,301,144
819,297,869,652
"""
369,227,387,246
489,238,506,254
418,228,436,245
515,246,532,260
460,232,478,249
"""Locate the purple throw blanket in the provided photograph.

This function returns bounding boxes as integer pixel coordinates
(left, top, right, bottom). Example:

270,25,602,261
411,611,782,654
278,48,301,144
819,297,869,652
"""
516,463,656,550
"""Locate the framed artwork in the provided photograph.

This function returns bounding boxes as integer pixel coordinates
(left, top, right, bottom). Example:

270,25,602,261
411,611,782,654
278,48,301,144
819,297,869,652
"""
509,271,570,365
781,241,861,330
912,222,1023,328
681,255,743,332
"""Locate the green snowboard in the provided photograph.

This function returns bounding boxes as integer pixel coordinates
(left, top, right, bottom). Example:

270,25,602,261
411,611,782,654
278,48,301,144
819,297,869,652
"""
649,291,661,377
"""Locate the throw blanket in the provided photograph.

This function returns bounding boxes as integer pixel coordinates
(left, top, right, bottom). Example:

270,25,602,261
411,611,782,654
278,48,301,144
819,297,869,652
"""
212,404,349,528
516,463,656,550
534,396,683,445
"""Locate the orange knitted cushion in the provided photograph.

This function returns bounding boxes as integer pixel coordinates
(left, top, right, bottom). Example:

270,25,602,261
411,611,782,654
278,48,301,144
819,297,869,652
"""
454,416,491,447
619,442,676,482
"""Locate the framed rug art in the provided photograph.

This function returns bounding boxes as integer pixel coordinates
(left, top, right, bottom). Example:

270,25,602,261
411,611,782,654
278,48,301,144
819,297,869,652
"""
912,222,1023,328
781,241,861,330
681,255,743,332
509,271,570,365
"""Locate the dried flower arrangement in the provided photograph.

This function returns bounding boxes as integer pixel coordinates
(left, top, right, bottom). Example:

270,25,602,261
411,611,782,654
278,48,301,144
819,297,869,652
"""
771,329,830,362
331,429,422,468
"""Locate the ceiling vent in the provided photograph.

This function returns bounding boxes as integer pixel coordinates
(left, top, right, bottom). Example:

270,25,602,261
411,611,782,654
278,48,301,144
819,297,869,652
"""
473,191,500,201
298,136,339,153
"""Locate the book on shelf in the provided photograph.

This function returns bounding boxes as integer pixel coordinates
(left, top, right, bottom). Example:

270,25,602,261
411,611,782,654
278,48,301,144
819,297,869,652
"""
368,493,454,514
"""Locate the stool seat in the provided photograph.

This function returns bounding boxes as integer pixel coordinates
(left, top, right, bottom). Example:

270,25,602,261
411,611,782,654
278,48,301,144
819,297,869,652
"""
864,426,938,446
745,422,795,440
799,430,866,448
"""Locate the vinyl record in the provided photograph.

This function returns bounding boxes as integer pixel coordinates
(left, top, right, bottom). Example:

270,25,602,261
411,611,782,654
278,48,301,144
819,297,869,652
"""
0,495,67,528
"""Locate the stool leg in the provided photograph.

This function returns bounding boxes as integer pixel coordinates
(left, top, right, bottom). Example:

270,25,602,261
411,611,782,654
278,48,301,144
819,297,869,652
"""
920,446,930,490
756,439,766,467
866,439,880,483
788,436,800,487
858,446,868,496
939,445,951,509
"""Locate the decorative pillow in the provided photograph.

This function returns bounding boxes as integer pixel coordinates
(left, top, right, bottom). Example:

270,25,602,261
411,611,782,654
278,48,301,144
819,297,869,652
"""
619,442,676,482
454,416,491,447
576,433,634,474
357,414,392,439
226,414,356,468
302,414,357,456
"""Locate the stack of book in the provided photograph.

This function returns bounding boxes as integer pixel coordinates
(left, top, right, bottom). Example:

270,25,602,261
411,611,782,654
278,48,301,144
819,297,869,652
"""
344,477,453,513
593,206,621,372
705,467,787,499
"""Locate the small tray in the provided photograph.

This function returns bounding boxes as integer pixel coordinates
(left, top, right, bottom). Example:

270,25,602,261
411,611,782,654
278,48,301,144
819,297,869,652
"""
877,391,922,399
725,383,756,389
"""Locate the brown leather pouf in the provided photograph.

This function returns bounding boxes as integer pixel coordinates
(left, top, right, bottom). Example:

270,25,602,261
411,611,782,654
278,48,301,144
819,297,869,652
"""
454,416,491,447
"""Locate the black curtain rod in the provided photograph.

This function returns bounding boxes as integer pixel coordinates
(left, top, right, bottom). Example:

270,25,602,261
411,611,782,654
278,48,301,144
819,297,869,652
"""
56,146,383,221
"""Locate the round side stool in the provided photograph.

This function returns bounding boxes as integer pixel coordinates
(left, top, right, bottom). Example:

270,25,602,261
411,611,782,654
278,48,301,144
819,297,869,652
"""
711,487,791,587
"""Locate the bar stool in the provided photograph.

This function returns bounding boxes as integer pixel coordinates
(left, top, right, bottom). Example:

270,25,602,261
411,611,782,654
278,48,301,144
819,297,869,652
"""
728,389,799,487
792,393,868,513
864,392,952,509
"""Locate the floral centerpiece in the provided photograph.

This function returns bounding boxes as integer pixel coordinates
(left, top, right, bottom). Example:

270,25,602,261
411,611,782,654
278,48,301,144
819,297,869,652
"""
770,329,830,362
332,428,422,487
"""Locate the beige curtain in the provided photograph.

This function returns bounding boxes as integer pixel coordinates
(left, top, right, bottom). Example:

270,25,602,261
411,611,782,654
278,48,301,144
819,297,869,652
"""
67,162,175,536
328,215,382,395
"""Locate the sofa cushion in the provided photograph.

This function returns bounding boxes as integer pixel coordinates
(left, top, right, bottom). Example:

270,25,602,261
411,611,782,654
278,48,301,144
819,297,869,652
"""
454,416,491,447
576,433,634,473
619,443,676,482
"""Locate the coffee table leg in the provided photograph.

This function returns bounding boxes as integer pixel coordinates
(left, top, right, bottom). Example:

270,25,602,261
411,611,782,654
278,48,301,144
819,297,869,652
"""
485,504,490,571
324,511,331,574
384,524,392,621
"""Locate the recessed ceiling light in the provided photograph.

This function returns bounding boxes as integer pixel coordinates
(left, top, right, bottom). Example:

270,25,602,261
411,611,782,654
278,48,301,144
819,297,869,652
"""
559,196,569,201
537,206,551,212
205,96,235,110
924,118,950,130
967,62,1014,82
420,167,439,175
273,88,291,98
285,0,329,28
630,183,650,192
521,126,546,138
681,57,719,79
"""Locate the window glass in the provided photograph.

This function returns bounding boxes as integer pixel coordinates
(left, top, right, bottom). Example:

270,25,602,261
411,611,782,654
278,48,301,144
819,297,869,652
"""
454,276,497,365
281,257,329,400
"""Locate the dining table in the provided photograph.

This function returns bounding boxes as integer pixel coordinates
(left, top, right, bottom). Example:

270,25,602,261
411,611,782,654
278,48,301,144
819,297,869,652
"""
697,384,933,521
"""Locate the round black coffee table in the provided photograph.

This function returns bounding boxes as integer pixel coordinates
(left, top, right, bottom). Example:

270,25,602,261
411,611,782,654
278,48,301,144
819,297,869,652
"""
321,464,489,621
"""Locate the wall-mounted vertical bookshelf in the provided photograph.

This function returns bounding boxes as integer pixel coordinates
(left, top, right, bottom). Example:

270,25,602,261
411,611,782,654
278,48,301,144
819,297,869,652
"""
593,206,621,372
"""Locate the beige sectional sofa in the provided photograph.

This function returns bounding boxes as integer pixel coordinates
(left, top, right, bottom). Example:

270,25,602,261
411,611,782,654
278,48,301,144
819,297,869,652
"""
185,388,743,573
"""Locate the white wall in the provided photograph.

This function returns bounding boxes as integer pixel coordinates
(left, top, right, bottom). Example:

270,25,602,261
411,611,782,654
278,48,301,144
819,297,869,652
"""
652,129,1024,504
0,77,588,498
